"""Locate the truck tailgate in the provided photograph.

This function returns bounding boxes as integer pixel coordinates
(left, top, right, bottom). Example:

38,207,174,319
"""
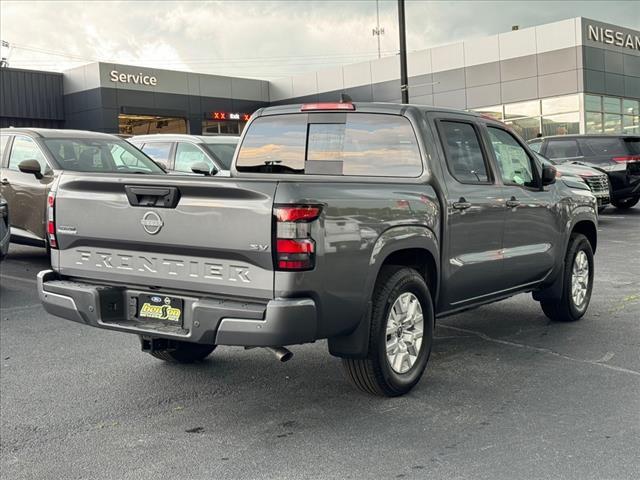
52,173,277,300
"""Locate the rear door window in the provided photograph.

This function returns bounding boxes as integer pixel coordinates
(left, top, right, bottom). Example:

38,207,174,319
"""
438,121,490,183
545,139,580,160
174,142,214,173
141,142,173,163
236,113,423,177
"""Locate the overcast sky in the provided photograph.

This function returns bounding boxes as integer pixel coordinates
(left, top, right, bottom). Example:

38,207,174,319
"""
1,1,638,79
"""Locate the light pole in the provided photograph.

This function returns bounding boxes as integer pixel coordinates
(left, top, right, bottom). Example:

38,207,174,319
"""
397,0,409,103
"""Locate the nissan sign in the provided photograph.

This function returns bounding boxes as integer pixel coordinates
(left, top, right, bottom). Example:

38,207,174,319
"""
587,24,640,51
110,70,158,86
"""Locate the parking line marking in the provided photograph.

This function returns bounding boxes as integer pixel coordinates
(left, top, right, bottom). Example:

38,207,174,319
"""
439,324,640,377
0,274,37,285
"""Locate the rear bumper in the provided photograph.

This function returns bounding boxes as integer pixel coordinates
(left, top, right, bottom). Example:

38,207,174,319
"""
38,270,317,347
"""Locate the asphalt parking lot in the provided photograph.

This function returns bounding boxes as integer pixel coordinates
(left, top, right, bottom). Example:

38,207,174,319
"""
1,209,638,480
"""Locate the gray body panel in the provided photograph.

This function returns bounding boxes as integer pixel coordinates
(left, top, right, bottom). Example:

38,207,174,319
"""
40,103,598,352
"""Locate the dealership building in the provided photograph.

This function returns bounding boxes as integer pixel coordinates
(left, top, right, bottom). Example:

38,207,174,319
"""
0,17,638,140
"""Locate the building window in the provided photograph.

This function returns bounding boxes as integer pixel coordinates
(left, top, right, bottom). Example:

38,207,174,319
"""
623,99,639,116
507,117,541,141
603,113,622,133
585,95,602,112
586,112,603,134
118,114,187,135
504,100,540,120
541,95,579,116
623,114,639,135
541,112,580,137
603,97,621,114
472,105,503,121
202,120,246,135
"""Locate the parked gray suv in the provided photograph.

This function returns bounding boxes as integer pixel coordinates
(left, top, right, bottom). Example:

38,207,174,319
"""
130,134,239,176
38,103,598,396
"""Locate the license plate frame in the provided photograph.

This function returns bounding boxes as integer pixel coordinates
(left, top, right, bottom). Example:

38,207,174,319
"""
137,294,184,324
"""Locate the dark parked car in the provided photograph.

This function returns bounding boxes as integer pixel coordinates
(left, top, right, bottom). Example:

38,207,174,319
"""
528,135,640,210
39,103,597,397
130,134,239,176
533,152,609,212
0,128,165,249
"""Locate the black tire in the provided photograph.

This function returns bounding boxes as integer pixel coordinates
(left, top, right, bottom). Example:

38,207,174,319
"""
597,205,607,214
342,266,434,397
540,233,594,322
148,340,216,363
612,196,639,210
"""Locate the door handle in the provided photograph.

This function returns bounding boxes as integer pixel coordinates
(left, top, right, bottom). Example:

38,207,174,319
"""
506,197,520,208
453,199,472,211
0,178,9,185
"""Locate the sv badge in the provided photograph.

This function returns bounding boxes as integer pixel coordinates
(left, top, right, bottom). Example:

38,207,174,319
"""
249,244,269,251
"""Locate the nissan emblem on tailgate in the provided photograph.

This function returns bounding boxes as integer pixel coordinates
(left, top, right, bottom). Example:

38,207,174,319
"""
140,211,163,235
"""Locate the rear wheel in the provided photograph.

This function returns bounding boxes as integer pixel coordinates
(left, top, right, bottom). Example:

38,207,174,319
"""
597,205,607,214
540,233,593,322
342,266,434,397
145,339,216,363
612,196,639,210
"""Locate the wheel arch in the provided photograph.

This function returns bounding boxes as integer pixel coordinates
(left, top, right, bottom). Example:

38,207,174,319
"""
571,219,597,253
328,225,440,359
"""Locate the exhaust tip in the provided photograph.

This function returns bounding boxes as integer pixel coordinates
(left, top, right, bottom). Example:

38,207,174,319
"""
265,346,293,362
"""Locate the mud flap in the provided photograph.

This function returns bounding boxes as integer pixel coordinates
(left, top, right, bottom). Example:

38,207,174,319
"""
327,302,372,359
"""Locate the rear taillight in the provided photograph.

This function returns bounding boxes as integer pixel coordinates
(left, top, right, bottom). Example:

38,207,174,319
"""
274,205,321,271
612,155,640,163
47,191,57,249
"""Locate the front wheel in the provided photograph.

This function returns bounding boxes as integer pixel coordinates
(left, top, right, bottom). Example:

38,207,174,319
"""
342,266,434,397
540,233,594,322
612,196,639,210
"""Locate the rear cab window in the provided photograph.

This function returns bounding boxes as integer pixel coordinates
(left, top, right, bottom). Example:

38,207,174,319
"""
437,121,490,184
236,113,423,177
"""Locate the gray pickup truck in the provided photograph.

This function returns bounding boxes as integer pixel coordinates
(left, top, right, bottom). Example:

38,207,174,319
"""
38,102,598,396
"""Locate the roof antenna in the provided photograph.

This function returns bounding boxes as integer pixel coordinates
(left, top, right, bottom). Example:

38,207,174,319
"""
340,93,352,103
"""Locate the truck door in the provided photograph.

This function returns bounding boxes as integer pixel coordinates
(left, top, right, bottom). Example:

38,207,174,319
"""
484,125,561,288
0,135,54,244
433,118,506,309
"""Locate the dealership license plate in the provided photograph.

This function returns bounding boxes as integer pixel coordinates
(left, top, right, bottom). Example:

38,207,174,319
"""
137,294,183,323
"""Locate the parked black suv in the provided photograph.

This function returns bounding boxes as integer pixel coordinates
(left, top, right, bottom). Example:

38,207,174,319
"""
528,135,640,210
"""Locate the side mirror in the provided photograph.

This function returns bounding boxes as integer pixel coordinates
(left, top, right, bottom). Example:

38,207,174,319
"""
18,159,43,179
191,162,217,176
541,164,557,186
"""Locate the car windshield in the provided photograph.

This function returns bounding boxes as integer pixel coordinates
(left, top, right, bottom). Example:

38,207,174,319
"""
43,138,165,174
202,140,238,169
